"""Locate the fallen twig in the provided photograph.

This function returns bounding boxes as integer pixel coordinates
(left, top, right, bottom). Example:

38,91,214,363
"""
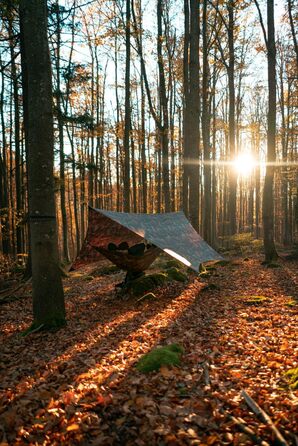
202,361,210,386
21,323,44,337
226,413,269,446
0,278,31,301
241,390,289,446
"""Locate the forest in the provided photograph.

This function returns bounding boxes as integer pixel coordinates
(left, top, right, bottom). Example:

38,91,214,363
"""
0,0,297,445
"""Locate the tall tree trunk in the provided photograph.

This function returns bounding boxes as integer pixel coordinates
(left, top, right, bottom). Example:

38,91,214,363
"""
227,0,237,235
188,0,200,229
0,67,10,254
123,0,131,212
8,17,22,254
157,0,170,212
183,0,200,229
263,0,278,261
55,1,70,263
20,0,65,330
287,0,298,68
202,0,211,241
141,74,147,213
183,0,190,217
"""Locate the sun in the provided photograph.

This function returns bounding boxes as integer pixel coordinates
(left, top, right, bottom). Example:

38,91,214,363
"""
233,153,256,177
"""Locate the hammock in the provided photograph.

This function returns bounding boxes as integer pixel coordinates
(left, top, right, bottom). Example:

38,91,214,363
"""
72,207,223,273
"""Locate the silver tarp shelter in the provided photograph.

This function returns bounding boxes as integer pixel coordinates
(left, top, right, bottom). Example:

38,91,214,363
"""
73,207,223,273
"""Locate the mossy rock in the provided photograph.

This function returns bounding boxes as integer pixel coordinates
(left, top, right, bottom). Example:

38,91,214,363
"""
166,267,188,282
128,273,167,296
284,368,298,390
243,295,271,305
136,344,184,373
162,259,183,269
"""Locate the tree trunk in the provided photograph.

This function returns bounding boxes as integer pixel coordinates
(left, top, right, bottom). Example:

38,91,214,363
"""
227,0,237,235
188,0,200,230
0,67,10,254
55,2,70,263
19,0,66,330
157,0,170,212
202,0,211,241
123,0,131,212
263,0,278,261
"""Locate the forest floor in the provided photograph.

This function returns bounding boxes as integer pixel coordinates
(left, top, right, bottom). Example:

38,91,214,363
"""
0,254,297,445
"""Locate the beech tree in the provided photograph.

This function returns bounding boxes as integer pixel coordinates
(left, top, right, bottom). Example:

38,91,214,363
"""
254,0,278,262
19,0,66,330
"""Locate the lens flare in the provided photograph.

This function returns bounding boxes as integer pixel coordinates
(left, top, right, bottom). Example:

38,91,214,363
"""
233,153,256,177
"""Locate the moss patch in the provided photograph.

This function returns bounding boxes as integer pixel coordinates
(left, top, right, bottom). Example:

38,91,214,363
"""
136,344,184,373
199,271,212,278
162,259,183,269
166,267,188,282
285,299,298,307
214,260,230,267
242,295,271,305
284,368,298,390
83,275,94,281
128,273,167,296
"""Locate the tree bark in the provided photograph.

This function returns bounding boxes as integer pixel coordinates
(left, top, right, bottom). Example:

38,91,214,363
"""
55,1,70,263
263,0,278,261
157,0,170,212
202,0,211,242
227,0,237,235
123,0,131,212
20,0,66,330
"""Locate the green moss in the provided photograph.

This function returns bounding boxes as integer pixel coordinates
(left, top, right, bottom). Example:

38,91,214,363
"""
163,259,183,269
284,368,298,390
83,275,94,281
285,299,298,307
214,260,230,267
136,344,184,373
219,233,264,255
199,271,212,278
128,273,167,296
242,295,271,305
166,267,188,282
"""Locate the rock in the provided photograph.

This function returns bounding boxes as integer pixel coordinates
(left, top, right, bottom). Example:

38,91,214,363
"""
128,273,167,296
166,267,188,282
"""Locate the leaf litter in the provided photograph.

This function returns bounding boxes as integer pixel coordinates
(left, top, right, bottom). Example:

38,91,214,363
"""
0,256,297,445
